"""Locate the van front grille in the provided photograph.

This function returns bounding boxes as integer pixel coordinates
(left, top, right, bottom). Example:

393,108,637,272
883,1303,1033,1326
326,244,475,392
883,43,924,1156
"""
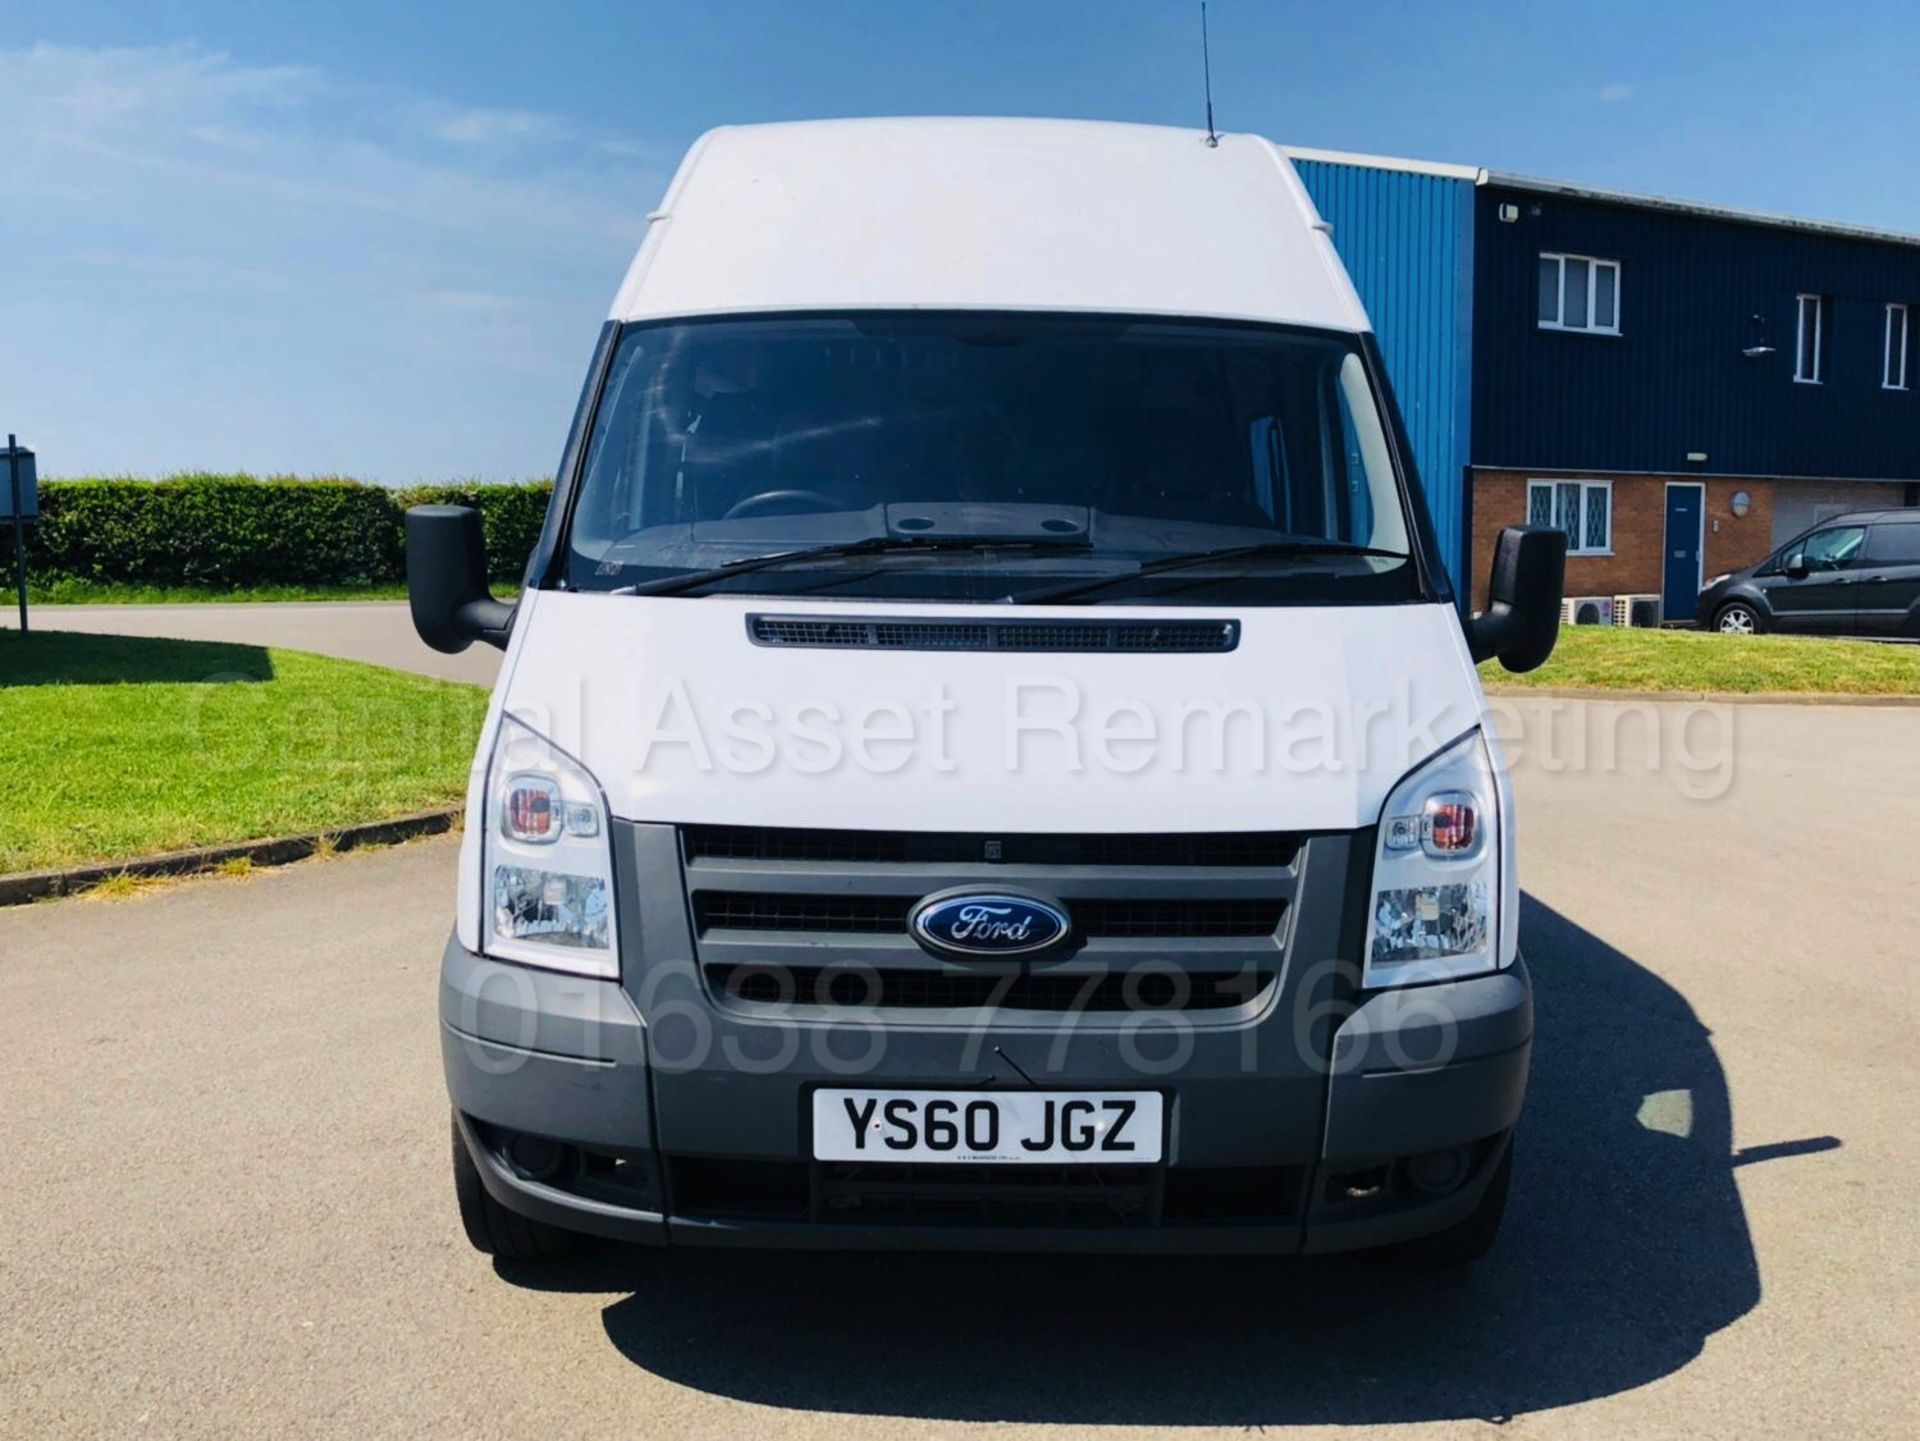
672,824,1299,1020
691,893,1285,940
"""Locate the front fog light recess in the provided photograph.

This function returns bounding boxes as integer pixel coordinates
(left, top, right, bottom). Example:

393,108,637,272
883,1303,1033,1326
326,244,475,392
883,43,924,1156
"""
483,715,618,976
1365,730,1502,987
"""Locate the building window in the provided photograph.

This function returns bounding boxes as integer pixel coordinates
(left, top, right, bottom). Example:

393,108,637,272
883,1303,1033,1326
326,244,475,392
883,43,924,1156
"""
1537,253,1621,334
1885,304,1909,390
1528,478,1612,555
1795,293,1826,384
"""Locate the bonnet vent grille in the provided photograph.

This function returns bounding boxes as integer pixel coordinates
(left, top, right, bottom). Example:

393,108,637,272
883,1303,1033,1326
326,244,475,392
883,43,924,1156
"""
747,615,1239,653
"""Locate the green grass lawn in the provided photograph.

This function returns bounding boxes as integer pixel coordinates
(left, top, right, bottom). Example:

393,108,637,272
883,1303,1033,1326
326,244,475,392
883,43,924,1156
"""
1481,626,1920,696
0,632,487,875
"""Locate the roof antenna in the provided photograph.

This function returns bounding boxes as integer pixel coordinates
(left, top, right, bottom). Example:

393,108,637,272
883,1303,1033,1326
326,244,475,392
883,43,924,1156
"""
1199,2,1220,147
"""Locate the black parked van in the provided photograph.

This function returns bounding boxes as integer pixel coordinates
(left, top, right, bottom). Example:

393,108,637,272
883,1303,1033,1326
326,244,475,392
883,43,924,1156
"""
1696,509,1920,637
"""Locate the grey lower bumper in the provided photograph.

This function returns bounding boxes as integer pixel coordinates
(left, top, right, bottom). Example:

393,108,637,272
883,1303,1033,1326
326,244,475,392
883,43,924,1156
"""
442,935,1531,1253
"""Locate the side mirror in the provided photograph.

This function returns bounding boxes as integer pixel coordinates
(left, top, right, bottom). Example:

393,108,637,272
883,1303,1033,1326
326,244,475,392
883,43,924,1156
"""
406,505,516,653
1467,525,1567,673
1782,553,1810,580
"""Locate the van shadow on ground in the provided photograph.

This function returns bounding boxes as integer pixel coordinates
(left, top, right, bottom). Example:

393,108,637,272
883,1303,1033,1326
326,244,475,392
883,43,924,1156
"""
502,895,1834,1426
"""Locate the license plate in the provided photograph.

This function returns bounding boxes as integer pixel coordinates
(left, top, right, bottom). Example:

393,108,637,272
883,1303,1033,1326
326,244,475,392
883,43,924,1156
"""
811,1088,1163,1164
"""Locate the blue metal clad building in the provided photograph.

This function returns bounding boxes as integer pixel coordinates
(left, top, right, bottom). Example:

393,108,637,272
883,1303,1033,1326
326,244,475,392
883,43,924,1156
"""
1288,147,1920,607
1291,153,1478,586
1472,180,1920,481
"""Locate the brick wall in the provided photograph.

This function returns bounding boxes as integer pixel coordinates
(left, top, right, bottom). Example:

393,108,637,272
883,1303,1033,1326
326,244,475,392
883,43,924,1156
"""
1468,471,1779,611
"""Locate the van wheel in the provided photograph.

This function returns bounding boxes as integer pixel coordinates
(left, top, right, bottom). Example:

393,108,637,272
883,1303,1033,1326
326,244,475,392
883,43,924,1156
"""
451,1114,576,1261
1397,1143,1512,1268
1714,602,1762,635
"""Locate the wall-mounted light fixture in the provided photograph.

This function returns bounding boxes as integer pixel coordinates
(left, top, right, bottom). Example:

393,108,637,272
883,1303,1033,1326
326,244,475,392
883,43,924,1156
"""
1498,202,1520,223
1730,491,1752,518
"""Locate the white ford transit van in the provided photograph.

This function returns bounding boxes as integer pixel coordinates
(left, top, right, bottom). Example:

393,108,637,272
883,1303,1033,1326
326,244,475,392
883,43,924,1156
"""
409,118,1565,1266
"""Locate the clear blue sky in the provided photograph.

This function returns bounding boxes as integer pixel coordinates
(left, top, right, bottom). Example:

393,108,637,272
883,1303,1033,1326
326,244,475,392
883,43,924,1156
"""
3,0,1915,482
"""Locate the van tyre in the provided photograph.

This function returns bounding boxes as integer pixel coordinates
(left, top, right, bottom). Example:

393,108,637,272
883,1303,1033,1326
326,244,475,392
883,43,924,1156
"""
1714,601,1763,635
1397,1142,1512,1268
451,1114,576,1261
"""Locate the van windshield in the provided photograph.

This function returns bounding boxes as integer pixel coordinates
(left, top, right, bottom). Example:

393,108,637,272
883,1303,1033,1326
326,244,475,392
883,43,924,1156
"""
563,313,1427,605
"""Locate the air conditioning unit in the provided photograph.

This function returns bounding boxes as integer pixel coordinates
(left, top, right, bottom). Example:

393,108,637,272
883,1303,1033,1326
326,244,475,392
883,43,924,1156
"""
1561,595,1615,626
1611,594,1663,628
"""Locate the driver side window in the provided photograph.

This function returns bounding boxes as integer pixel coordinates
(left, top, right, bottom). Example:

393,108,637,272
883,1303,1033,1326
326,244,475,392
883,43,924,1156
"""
1787,526,1867,573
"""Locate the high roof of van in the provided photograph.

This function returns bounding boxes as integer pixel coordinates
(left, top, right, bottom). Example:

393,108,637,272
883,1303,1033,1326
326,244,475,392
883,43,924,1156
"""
609,118,1368,333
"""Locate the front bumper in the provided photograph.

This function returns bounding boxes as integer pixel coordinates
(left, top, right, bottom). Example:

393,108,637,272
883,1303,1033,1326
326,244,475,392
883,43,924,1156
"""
441,935,1531,1254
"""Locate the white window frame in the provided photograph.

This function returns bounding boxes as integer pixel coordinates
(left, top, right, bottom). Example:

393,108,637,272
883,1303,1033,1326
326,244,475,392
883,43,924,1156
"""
1528,478,1613,556
1795,293,1825,384
1884,303,1909,391
1537,252,1622,336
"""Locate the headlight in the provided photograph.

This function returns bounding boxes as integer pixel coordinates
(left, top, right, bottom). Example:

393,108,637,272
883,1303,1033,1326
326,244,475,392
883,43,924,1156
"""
482,714,618,977
1364,729,1505,988
1704,573,1731,590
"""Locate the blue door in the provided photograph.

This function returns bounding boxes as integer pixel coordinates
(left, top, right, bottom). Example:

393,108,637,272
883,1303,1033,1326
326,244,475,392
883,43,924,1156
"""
1662,485,1704,623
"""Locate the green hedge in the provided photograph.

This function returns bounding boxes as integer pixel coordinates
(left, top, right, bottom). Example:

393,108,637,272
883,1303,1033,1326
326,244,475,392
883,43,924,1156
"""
0,474,552,589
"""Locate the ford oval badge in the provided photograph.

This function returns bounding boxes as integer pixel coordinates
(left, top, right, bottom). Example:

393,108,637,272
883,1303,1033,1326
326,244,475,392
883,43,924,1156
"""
909,892,1071,958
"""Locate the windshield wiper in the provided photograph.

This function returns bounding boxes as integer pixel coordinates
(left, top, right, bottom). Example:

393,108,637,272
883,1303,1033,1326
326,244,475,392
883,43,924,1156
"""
1003,539,1406,606
614,534,1090,598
